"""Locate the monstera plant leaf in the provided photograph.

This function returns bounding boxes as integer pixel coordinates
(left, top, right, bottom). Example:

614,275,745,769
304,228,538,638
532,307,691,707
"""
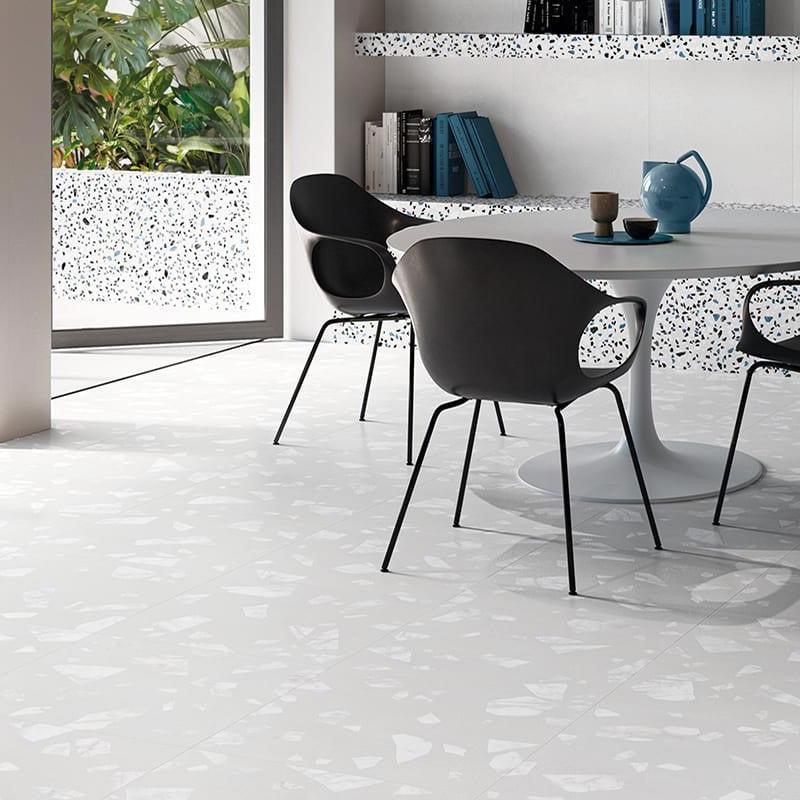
70,9,153,76
52,80,104,146
185,58,236,94
133,0,196,26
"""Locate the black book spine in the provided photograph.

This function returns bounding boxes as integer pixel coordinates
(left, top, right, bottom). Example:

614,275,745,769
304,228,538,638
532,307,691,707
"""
533,0,545,32
573,0,594,33
398,112,406,194
405,119,422,195
524,0,535,31
418,117,432,196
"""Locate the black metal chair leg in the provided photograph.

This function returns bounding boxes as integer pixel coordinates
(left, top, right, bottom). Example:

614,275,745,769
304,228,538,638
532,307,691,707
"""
555,407,578,597
607,384,662,551
454,400,482,528
407,324,416,467
359,321,383,422
382,397,469,573
494,402,507,437
713,363,761,526
274,318,343,445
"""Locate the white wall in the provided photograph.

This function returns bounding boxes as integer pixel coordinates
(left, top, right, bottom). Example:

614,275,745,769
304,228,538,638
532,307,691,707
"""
386,0,800,204
0,5,51,440
285,0,386,341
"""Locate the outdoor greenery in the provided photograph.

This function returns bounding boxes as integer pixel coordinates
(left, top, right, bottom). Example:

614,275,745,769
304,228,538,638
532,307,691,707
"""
52,0,250,174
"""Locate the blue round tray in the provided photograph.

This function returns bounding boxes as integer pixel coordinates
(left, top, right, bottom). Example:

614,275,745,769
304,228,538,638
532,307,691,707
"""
572,231,674,246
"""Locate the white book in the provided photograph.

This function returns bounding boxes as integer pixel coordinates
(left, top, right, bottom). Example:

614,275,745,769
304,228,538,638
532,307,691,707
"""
599,0,616,34
364,122,374,192
366,122,383,194
599,0,615,33
368,122,386,194
632,1,647,33
615,0,631,33
659,0,669,33
382,112,399,195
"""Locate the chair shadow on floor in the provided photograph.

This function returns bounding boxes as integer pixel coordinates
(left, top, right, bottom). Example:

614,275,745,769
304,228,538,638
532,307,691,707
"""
462,469,800,625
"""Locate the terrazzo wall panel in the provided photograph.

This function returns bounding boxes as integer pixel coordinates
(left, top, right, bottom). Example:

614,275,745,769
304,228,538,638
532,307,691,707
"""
333,198,800,374
52,170,251,312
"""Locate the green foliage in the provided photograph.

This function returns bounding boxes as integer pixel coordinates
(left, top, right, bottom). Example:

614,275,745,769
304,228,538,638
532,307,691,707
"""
170,63,250,174
52,0,250,175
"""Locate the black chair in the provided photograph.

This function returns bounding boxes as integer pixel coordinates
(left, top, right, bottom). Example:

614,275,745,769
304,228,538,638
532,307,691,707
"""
275,174,507,464
714,279,800,525
381,238,663,596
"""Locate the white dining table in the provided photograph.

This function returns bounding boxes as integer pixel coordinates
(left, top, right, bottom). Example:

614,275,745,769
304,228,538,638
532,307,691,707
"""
388,207,800,504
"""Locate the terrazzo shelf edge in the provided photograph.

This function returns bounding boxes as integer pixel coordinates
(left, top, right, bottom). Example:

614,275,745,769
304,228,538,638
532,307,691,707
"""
334,195,800,375
355,32,800,62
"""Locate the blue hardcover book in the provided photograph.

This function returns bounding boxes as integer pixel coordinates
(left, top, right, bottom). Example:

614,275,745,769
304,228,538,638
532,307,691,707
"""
434,113,467,197
448,112,490,198
709,0,718,34
732,0,743,34
680,0,695,33
695,0,706,34
743,0,765,35
717,0,731,34
463,116,517,199
665,0,681,34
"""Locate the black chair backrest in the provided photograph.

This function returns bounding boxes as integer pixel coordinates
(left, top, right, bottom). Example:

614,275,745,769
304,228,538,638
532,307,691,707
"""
290,174,426,310
394,237,616,406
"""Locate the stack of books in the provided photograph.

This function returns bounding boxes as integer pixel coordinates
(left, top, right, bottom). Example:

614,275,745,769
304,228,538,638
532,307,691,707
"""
672,0,765,35
365,110,517,199
599,1,649,34
524,1,595,34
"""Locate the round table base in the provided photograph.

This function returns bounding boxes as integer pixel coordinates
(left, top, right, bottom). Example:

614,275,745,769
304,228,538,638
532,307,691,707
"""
518,441,765,504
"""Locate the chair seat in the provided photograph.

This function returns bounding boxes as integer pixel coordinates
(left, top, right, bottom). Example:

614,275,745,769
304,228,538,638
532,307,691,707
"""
739,334,800,368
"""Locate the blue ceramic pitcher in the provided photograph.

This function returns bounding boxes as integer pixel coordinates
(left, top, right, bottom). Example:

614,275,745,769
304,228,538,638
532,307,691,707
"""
641,151,712,234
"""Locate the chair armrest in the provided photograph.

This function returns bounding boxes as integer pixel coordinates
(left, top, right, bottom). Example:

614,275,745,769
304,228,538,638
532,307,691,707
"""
741,279,800,349
316,233,397,292
742,279,800,331
588,295,648,368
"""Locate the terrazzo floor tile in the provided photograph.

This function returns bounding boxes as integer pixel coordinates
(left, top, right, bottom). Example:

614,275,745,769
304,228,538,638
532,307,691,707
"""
0,341,794,799
0,729,181,800
51,342,247,397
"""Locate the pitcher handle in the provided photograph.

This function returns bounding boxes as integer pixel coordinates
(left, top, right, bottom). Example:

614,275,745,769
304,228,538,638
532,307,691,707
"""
677,150,712,211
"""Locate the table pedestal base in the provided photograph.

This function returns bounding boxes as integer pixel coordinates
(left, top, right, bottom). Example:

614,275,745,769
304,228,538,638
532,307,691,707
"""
517,440,764,504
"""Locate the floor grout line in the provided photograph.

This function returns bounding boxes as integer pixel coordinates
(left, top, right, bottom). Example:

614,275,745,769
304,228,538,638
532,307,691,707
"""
471,533,800,800
100,531,557,797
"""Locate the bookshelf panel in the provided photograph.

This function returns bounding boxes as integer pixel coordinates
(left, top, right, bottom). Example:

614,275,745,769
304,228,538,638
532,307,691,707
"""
355,33,800,62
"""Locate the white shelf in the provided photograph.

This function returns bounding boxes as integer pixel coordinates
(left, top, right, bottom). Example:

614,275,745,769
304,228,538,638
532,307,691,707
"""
355,32,800,62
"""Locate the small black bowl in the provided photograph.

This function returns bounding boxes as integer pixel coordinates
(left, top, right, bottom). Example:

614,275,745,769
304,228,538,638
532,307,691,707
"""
623,217,659,241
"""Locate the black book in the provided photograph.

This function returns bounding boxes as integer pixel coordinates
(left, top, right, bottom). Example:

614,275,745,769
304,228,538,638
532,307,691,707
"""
524,0,535,32
544,1,572,34
572,0,594,33
529,1,590,33
399,109,423,194
404,117,422,195
418,117,433,196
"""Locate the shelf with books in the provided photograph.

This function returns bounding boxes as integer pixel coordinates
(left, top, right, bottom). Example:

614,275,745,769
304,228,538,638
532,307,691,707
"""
355,32,800,62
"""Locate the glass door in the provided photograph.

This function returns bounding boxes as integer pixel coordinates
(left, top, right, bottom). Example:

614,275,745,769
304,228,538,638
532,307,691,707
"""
51,0,282,346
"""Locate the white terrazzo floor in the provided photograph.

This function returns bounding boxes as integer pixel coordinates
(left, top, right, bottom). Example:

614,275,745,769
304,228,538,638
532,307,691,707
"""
2,340,800,799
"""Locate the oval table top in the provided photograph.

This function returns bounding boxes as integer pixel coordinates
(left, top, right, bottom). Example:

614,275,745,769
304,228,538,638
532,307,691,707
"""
387,207,800,281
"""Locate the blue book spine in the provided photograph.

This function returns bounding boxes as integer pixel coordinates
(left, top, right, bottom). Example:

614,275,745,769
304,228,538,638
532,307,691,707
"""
465,117,517,199
695,0,706,34
448,114,490,198
680,0,695,33
665,0,681,34
717,0,731,34
434,114,450,197
732,0,743,34
709,0,718,34
749,0,764,35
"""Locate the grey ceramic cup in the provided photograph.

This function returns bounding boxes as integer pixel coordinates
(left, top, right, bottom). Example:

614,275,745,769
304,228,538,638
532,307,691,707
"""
590,192,619,239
